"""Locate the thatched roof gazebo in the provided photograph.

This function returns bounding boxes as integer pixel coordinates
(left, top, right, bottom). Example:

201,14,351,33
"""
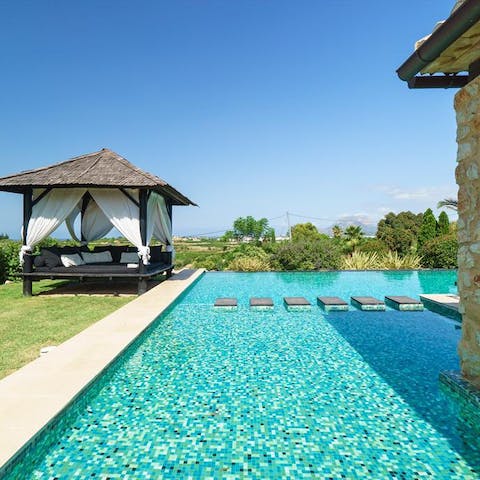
0,148,196,295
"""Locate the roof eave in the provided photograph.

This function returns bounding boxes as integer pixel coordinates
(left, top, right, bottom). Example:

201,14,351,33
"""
397,0,480,82
0,183,197,206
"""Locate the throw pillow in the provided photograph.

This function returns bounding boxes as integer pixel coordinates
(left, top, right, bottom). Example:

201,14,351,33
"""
120,252,139,264
33,255,46,267
82,251,113,264
60,253,86,267
41,249,61,268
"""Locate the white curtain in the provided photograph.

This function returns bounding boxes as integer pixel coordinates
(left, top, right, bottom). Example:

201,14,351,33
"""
149,192,174,259
81,199,113,241
65,197,113,243
65,204,81,242
90,188,151,264
21,188,86,261
148,193,172,245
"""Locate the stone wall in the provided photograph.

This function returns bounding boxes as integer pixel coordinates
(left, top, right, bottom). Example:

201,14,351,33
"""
455,74,480,387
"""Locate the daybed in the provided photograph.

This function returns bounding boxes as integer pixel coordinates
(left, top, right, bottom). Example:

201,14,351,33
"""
23,245,173,295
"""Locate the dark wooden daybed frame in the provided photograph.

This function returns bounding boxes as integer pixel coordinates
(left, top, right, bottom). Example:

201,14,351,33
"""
21,247,174,295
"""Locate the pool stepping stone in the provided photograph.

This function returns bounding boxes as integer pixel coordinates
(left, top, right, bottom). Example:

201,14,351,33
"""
284,297,311,310
351,296,385,311
214,298,238,308
250,297,274,309
317,296,349,311
385,295,424,311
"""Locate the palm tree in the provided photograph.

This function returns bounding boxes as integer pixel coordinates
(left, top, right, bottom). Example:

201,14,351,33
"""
331,225,343,239
344,225,364,252
437,198,458,211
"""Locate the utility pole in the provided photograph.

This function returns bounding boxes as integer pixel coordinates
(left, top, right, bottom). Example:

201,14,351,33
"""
286,211,292,241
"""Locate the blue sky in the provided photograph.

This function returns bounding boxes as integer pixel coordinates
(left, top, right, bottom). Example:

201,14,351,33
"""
0,0,459,238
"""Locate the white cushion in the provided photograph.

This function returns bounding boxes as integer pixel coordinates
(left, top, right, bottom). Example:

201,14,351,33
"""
60,253,85,267
82,251,113,264
120,251,139,264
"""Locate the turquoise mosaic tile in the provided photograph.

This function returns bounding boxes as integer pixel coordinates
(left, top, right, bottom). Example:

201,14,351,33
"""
5,271,479,479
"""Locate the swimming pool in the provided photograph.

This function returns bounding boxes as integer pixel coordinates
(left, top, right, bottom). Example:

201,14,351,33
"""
5,270,480,479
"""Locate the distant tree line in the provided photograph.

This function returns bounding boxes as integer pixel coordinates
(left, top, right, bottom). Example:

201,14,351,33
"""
0,209,458,283
180,207,457,271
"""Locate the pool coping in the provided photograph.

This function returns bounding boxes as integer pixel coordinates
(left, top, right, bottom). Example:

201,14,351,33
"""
0,268,205,472
419,294,462,322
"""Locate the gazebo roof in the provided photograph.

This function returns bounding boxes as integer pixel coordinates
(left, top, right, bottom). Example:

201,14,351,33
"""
0,148,196,206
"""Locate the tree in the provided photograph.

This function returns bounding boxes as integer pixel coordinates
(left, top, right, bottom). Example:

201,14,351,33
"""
230,216,274,243
437,198,458,211
263,227,276,243
418,208,438,249
437,211,450,235
421,234,458,268
343,225,364,252
331,225,343,239
221,230,235,242
291,222,322,242
376,211,423,255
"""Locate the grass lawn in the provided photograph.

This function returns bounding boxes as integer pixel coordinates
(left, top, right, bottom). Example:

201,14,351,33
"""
0,280,131,379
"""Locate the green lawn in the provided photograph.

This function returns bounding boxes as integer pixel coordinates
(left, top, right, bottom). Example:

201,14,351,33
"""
0,280,131,379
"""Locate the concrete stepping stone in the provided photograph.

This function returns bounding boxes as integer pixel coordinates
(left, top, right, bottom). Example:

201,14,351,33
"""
283,297,311,310
351,296,385,311
250,297,274,308
317,296,349,311
214,298,238,308
385,295,424,311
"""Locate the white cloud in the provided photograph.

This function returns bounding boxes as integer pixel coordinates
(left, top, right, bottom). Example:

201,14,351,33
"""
376,185,456,202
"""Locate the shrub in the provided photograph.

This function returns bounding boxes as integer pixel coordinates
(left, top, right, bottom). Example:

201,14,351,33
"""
226,245,272,271
271,239,342,270
421,234,458,268
342,251,380,270
228,256,271,271
0,246,6,284
357,238,389,255
193,254,226,271
0,240,22,282
379,251,422,269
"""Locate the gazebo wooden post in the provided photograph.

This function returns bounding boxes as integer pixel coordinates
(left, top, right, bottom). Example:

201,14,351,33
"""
166,200,173,278
22,188,33,296
138,189,148,295
80,193,90,243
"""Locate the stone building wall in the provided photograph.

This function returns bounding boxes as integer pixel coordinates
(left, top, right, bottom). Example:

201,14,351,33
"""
455,74,480,387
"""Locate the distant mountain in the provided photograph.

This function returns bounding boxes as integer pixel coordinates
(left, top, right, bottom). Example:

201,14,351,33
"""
322,215,378,237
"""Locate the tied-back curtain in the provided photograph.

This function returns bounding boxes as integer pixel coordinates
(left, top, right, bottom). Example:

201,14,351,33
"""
21,188,86,261
90,188,151,264
65,197,113,244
